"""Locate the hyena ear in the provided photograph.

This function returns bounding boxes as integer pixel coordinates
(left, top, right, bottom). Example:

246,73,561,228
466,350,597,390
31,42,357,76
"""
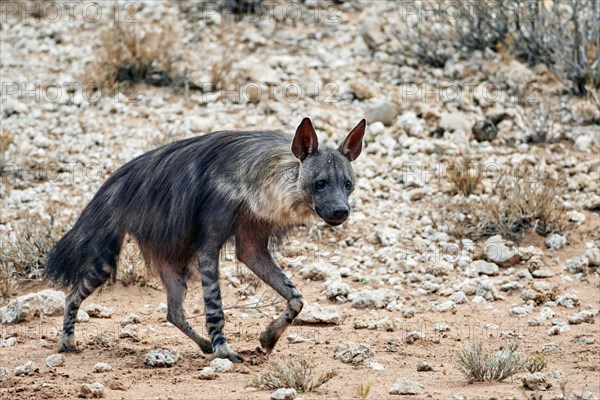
292,117,319,161
338,119,366,161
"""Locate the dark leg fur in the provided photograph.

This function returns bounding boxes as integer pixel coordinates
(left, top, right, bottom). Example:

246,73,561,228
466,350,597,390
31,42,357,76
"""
161,267,213,354
235,220,304,353
59,259,114,352
198,249,243,362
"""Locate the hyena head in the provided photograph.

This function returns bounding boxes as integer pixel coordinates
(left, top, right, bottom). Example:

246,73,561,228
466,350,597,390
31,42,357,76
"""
292,117,367,226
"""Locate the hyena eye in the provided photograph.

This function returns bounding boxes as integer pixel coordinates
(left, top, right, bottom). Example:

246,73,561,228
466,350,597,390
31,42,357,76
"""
345,180,353,191
315,180,326,190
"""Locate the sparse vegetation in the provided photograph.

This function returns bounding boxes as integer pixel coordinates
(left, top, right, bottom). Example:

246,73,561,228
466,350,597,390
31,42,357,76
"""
83,18,186,91
447,155,484,197
0,213,62,300
356,382,372,400
524,353,547,373
251,357,336,393
397,0,600,96
445,164,570,241
454,341,527,382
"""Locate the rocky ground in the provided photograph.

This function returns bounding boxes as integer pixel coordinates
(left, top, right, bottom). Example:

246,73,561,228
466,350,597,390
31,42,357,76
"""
1,1,599,399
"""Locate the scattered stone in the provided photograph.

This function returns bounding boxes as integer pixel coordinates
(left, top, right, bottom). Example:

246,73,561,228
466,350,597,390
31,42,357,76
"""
271,388,297,400
449,291,468,304
389,377,425,395
522,372,552,391
367,360,384,371
144,349,181,368
210,358,233,373
79,382,105,398
544,234,567,250
322,279,350,300
567,210,586,223
510,303,534,316
532,269,554,278
119,324,140,340
485,236,521,267
348,288,398,309
404,331,425,344
77,310,90,322
197,367,216,380
334,342,374,364
15,361,39,376
296,304,341,325
576,336,595,345
542,343,559,353
354,313,396,331
0,367,8,386
365,102,398,126
431,300,455,313
158,303,168,313
449,394,465,400
0,289,65,324
471,260,499,276
568,309,597,325
45,354,65,368
585,246,600,267
416,360,434,372
286,333,305,343
299,262,330,281
120,313,141,325
439,111,471,133
0,337,16,347
565,256,589,274
557,293,579,308
93,362,113,373
579,391,598,400
83,304,113,318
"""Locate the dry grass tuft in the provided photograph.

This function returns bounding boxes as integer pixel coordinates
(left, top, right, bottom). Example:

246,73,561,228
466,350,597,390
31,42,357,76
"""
116,238,151,287
251,357,336,393
524,353,547,373
447,164,570,241
454,341,527,382
356,382,372,400
0,212,62,301
447,155,484,197
83,18,185,91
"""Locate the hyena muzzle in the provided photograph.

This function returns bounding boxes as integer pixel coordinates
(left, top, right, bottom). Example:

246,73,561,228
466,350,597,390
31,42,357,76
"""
44,117,366,362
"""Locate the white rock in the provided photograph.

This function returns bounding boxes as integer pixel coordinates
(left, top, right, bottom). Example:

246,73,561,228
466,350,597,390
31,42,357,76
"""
45,354,65,368
83,303,113,318
197,367,216,380
144,348,181,368
15,361,39,376
93,362,112,373
120,313,141,326
79,382,105,398
286,333,305,343
522,372,551,391
449,291,468,304
333,342,374,364
348,288,398,309
0,289,65,323
565,256,589,274
484,236,521,267
296,304,341,325
365,102,398,126
574,135,593,152
510,303,534,316
367,360,385,371
210,358,233,373
389,377,425,395
567,210,586,223
322,279,350,300
119,324,140,340
439,111,471,134
77,310,90,322
404,331,425,344
471,260,499,276
544,234,567,250
0,337,17,347
0,367,8,386
432,300,455,313
568,309,597,325
271,388,298,400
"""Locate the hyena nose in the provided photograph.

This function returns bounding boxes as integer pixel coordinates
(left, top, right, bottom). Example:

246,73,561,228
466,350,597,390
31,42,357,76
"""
333,207,349,219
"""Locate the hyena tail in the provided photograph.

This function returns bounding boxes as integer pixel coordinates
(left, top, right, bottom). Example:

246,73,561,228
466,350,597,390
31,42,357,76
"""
44,195,124,290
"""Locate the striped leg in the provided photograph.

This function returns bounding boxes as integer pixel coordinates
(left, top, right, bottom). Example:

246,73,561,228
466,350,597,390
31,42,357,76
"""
59,260,114,352
198,251,243,362
235,226,305,354
161,266,212,354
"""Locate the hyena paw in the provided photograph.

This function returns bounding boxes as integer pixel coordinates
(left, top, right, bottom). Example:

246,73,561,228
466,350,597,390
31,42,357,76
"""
259,330,278,354
214,347,244,363
199,340,213,355
58,336,78,353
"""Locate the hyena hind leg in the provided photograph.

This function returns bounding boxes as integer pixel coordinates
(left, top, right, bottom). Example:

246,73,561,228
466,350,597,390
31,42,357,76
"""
198,251,244,363
60,261,114,352
160,267,213,354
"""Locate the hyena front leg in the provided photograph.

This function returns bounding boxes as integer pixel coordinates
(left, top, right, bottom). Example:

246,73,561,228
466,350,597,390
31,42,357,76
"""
160,267,213,354
198,251,244,363
60,258,114,352
235,231,304,354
